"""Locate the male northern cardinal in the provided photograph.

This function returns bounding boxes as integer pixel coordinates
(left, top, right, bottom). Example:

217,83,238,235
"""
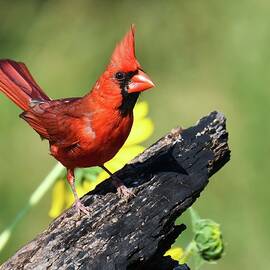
0,26,154,214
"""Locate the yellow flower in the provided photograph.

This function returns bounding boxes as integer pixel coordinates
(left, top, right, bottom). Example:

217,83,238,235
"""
165,247,184,262
49,101,154,218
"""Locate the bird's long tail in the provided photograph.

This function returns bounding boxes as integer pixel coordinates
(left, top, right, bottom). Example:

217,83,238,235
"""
0,59,50,111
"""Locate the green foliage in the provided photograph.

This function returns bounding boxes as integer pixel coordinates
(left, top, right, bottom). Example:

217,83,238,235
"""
166,208,224,269
194,219,224,261
75,167,102,183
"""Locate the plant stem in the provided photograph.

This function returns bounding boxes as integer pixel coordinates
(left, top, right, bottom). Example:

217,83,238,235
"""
180,240,196,263
189,207,201,232
0,163,64,253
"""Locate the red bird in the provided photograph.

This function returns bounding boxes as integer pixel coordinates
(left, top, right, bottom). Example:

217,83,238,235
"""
0,26,154,214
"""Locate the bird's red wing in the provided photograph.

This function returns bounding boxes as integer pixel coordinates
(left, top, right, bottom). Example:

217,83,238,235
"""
26,98,85,147
22,109,81,146
20,111,50,139
42,113,80,146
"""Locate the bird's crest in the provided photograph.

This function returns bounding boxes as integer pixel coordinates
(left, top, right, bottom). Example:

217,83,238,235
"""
110,25,140,71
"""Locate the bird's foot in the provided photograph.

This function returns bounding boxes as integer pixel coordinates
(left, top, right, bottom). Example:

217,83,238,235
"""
117,185,136,201
75,199,90,216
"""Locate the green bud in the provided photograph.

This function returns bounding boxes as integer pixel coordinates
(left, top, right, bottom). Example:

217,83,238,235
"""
194,219,224,261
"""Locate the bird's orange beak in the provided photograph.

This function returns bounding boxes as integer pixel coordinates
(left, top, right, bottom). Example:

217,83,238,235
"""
128,70,155,93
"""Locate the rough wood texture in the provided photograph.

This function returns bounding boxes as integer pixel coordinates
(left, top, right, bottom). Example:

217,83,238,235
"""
1,111,230,270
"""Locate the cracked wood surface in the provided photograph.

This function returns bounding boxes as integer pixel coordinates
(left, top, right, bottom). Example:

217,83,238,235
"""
0,111,230,270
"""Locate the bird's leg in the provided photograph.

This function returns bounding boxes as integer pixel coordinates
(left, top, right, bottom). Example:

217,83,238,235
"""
100,165,135,200
67,168,89,215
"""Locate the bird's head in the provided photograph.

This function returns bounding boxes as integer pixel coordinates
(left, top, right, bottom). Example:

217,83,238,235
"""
91,25,154,115
95,25,154,97
107,25,154,95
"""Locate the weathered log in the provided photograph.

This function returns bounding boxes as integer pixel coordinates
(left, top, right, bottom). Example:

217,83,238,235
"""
1,111,230,270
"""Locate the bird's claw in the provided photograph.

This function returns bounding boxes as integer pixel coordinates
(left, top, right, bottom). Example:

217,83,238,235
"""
117,185,136,201
75,200,90,216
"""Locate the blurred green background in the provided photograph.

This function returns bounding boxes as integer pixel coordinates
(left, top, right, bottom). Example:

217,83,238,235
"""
0,0,269,268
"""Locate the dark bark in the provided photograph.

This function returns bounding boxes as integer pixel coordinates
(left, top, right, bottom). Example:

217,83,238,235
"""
1,111,230,270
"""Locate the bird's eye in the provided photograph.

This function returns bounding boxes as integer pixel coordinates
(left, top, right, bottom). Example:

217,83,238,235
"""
115,72,125,81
